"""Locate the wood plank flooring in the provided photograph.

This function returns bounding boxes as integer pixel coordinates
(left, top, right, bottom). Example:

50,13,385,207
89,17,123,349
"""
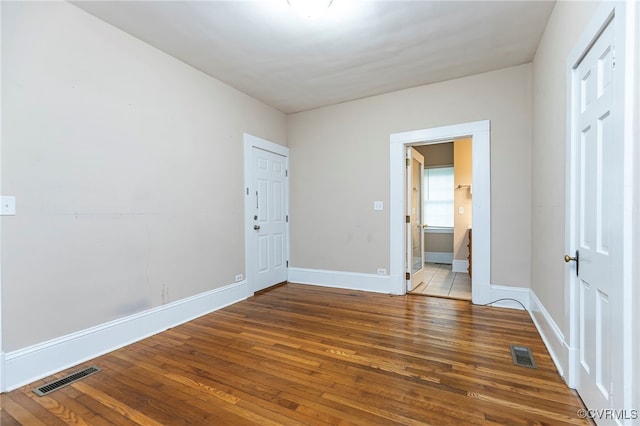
1,284,587,425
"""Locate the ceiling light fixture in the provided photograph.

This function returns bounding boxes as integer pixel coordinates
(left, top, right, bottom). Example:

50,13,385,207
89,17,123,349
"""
287,0,334,20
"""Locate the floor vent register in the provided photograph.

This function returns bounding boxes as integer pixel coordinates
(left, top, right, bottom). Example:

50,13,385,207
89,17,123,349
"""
510,345,537,368
33,366,101,396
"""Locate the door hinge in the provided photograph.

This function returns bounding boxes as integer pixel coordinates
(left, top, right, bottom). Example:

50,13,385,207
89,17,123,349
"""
286,170,288,177
406,215,410,223
246,188,249,195
406,158,410,167
286,215,289,222
406,272,410,280
286,260,289,268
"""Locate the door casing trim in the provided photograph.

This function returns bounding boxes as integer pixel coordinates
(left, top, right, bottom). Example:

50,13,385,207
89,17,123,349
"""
389,120,491,304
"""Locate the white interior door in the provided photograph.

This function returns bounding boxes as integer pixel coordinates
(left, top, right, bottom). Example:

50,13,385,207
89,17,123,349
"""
569,17,623,417
406,147,424,291
250,145,289,293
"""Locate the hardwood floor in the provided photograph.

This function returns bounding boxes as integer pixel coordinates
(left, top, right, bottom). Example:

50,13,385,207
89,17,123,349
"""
1,284,587,425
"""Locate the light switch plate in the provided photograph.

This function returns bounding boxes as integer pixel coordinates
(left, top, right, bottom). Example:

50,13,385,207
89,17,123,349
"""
1,196,16,215
373,201,384,211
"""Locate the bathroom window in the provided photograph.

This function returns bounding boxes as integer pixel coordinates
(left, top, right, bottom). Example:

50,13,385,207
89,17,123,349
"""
424,166,454,227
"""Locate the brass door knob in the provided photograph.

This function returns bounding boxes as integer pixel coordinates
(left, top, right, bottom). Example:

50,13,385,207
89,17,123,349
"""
564,251,579,276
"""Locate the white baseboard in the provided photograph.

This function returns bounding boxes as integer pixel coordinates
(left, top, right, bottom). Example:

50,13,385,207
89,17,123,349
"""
288,267,391,294
424,252,453,264
0,352,5,392
487,284,530,310
2,281,248,392
452,259,469,273
528,290,568,380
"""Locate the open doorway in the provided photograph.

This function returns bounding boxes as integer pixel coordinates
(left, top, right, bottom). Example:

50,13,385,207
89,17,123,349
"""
408,139,472,300
389,120,490,305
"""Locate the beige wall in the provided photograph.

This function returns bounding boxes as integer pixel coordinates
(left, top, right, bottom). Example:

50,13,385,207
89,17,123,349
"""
453,139,472,261
531,1,599,329
424,234,453,254
1,2,286,351
288,64,532,287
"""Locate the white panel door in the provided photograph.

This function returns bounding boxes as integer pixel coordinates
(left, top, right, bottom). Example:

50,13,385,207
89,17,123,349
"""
571,18,622,417
252,147,288,292
406,147,424,291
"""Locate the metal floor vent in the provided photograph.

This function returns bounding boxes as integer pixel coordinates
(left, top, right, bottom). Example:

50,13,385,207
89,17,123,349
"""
510,345,537,368
33,366,101,396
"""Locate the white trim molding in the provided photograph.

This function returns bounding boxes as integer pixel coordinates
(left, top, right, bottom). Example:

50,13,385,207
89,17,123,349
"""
288,268,391,294
424,252,453,264
487,284,530,310
0,352,5,392
423,227,453,234
0,0,4,397
2,281,248,392
452,260,469,274
529,290,568,380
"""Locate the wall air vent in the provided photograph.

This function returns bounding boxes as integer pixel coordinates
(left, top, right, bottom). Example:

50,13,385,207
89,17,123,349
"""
33,366,101,396
510,345,537,368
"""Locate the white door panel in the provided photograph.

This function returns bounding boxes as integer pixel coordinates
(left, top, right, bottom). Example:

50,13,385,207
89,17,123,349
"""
571,17,622,419
250,146,288,292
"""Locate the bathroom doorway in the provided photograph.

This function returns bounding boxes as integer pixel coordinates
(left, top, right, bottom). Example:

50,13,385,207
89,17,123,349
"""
390,120,490,304
408,139,472,300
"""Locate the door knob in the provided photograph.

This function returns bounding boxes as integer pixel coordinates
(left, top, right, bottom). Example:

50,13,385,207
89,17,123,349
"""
254,225,261,230
564,250,579,276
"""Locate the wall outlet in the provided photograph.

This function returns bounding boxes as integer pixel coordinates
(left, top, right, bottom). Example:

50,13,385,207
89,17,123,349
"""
234,274,244,282
377,268,387,275
373,201,384,211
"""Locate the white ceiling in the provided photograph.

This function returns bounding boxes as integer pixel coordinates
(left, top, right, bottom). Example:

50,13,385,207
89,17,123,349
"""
72,1,555,113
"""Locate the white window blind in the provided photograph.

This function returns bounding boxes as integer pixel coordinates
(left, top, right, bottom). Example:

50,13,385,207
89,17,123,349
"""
424,167,454,227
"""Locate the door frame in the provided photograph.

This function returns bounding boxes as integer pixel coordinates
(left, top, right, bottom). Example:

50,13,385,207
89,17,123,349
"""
390,120,491,304
243,133,290,297
565,1,638,413
0,0,4,391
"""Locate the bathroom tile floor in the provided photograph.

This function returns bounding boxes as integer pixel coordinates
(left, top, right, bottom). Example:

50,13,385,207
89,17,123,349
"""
410,263,471,300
